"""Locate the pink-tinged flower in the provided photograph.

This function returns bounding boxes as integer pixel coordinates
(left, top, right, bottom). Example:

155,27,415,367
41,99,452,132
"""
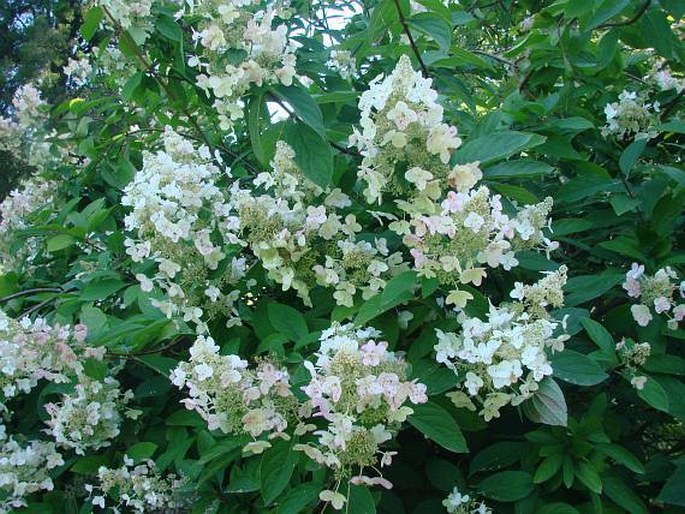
627,262,645,280
673,304,685,322
654,297,671,314
350,475,393,489
623,278,642,298
631,304,653,327
360,340,388,366
410,248,427,268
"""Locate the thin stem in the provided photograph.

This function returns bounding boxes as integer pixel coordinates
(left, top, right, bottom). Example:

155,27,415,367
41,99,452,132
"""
597,0,651,29
391,0,429,76
0,288,62,303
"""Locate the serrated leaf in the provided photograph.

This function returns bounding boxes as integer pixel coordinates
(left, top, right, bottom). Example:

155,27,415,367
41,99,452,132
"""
580,318,616,356
477,471,533,501
47,234,75,252
408,401,467,453
271,85,326,138
522,378,568,427
408,12,452,51
156,14,183,42
452,131,545,165
126,442,158,463
267,303,308,341
284,122,333,188
260,439,298,504
551,350,608,386
81,6,103,41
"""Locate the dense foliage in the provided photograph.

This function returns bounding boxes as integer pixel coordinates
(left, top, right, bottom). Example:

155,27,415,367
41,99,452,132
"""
1,0,684,513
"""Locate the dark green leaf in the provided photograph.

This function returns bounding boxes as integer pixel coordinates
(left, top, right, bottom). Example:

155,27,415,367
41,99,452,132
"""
477,471,533,501
284,122,333,188
409,401,467,453
522,378,568,427
551,350,608,386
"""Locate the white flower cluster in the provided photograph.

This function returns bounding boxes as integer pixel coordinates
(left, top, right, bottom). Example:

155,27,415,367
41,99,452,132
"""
63,56,93,88
294,323,427,503
646,59,685,94
228,141,407,307
0,84,53,168
122,127,245,331
96,0,155,42
349,55,463,204
0,176,55,269
396,187,556,309
0,310,93,404
85,456,187,513
436,267,569,421
170,335,296,444
443,486,492,514
602,90,660,140
0,434,63,513
188,0,297,132
44,376,138,455
615,338,651,391
327,49,356,80
623,263,684,329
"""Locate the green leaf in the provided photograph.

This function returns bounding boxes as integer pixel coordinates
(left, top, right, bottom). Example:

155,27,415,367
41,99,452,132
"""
452,131,546,165
657,464,685,506
431,48,492,69
122,72,143,101
580,318,616,356
271,85,326,138
469,442,525,475
267,303,308,341
575,462,602,494
641,8,675,59
619,139,647,175
80,305,108,339
643,354,685,376
355,271,417,325
260,439,298,504
536,503,580,514
660,120,685,134
284,122,333,188
636,376,670,413
156,14,183,42
596,444,645,474
603,473,647,513
126,442,158,463
248,93,272,166
47,234,75,252
277,484,321,514
534,455,563,484
81,6,103,41
348,485,376,514
81,277,126,301
71,455,109,474
408,12,452,51
551,350,608,386
136,354,179,376
564,272,624,307
522,378,568,427
477,471,533,502
408,401,467,453
483,159,554,179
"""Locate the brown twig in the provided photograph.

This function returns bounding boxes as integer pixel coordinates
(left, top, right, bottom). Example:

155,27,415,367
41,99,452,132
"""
391,0,429,76
597,0,651,29
106,336,190,358
0,288,63,303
